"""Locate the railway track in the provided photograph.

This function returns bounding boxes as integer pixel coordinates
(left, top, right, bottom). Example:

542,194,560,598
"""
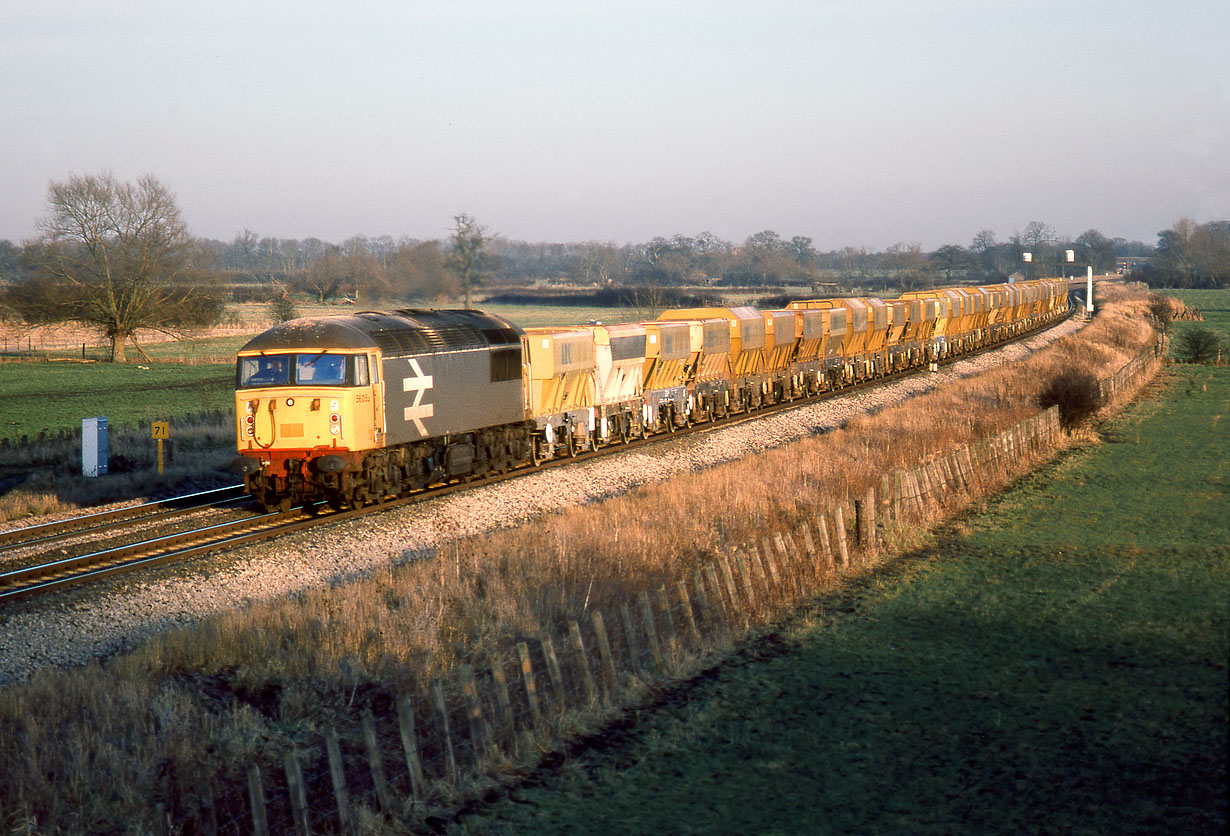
0,485,247,551
0,309,1073,605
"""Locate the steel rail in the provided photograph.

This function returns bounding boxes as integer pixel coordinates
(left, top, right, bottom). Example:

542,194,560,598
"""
0,485,246,550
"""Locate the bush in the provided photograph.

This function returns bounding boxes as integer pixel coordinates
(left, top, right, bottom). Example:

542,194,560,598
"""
1037,368,1101,428
1174,327,1224,364
269,295,297,324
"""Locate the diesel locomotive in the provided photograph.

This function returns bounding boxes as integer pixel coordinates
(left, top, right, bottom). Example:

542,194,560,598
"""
231,279,1069,510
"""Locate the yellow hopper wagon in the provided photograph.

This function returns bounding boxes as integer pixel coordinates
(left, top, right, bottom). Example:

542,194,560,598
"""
523,327,597,459
588,323,649,443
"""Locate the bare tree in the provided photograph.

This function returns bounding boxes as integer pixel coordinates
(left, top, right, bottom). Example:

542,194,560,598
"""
388,241,458,302
885,242,931,289
450,213,489,309
299,247,346,303
21,172,219,362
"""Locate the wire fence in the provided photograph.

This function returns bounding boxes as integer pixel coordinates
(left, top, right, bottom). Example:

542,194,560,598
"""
0,325,263,362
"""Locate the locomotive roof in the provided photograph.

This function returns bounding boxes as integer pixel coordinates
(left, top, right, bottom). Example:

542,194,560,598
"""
239,308,525,357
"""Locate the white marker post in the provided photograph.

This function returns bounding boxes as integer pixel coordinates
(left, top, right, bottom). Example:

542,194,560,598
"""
1086,265,1094,316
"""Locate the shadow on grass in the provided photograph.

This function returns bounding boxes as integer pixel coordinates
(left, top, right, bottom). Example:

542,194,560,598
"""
450,531,1228,836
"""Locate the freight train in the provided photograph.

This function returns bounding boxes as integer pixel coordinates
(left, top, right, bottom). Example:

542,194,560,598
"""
231,279,1069,510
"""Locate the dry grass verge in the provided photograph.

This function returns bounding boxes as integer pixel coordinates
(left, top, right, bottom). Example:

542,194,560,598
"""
0,286,1163,834
0,411,235,525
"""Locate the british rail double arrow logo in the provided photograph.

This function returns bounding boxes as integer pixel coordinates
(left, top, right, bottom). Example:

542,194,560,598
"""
402,359,434,435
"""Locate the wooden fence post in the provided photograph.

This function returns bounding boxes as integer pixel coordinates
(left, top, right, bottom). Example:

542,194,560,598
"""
247,764,269,836
676,579,701,648
833,505,850,568
962,446,980,492
735,552,758,614
704,565,731,632
516,641,542,732
396,695,425,804
815,515,834,571
362,709,395,813
430,681,460,786
798,522,817,559
905,467,924,518
620,602,643,674
489,657,516,753
780,532,801,597
717,553,746,629
638,590,664,670
764,537,783,591
283,750,311,836
746,546,767,604
926,461,944,504
656,586,679,661
459,665,491,762
917,463,932,507
691,567,713,629
569,620,599,707
591,610,618,702
862,486,877,556
540,635,567,710
324,726,354,836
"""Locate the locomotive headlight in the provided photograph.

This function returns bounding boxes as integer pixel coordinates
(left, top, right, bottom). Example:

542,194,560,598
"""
286,398,295,407
329,423,341,435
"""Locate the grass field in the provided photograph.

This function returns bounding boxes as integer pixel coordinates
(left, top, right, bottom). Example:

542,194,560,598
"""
453,363,1229,834
0,362,234,442
1164,288,1230,357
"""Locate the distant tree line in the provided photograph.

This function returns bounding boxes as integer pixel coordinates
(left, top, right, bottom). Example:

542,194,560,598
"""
174,221,1152,300
0,172,1224,362
1132,218,1230,289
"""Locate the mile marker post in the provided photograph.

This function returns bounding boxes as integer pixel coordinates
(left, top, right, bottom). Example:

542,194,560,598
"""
151,421,169,475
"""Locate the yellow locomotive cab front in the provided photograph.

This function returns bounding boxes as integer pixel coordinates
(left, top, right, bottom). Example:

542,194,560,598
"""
234,350,383,462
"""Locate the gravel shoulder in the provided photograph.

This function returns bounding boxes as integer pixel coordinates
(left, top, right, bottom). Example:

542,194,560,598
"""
0,319,1085,686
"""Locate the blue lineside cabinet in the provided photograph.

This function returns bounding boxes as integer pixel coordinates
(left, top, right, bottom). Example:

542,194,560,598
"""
82,416,108,477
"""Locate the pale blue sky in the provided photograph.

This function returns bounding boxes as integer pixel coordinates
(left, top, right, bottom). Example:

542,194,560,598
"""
2,0,1226,250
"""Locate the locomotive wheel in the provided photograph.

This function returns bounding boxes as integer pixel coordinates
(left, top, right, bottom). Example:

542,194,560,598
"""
531,438,545,467
620,417,631,444
566,431,578,457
